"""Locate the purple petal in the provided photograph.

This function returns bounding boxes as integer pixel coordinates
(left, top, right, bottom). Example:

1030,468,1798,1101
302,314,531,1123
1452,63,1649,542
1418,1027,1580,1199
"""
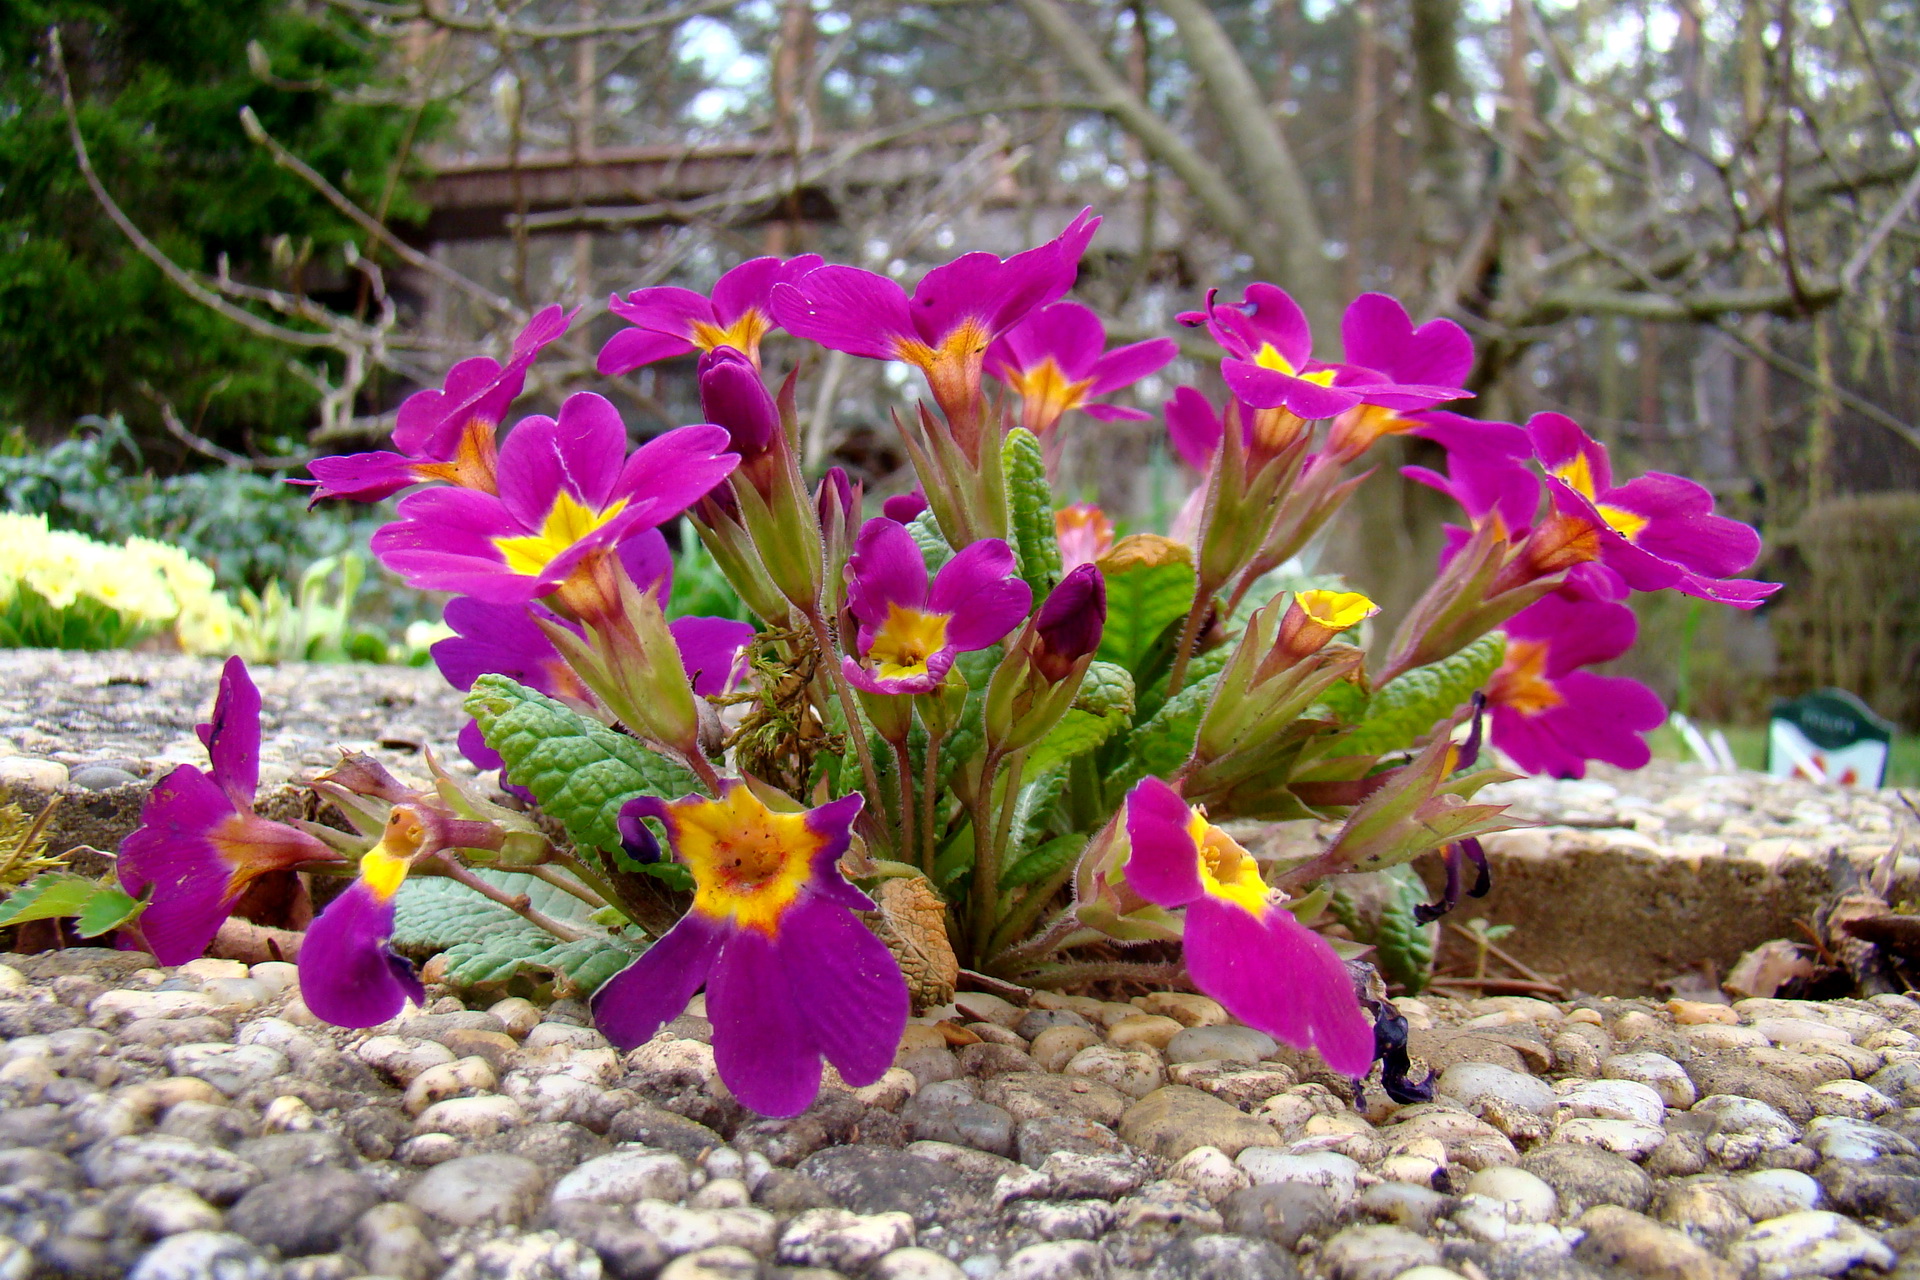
712,254,823,325
592,911,726,1051
1669,571,1781,608
116,766,240,965
1340,293,1474,389
597,326,697,376
1122,778,1205,908
1184,897,1374,1076
607,286,717,339
618,528,675,596
609,425,740,527
457,718,506,774
1607,473,1762,577
707,926,824,1117
843,655,945,697
1504,594,1637,673
800,792,872,912
431,598,573,693
392,357,502,456
298,879,424,1029
770,269,915,361
670,616,755,695
202,657,261,807
1082,404,1153,423
928,540,1030,653
985,301,1108,381
881,489,928,524
1223,362,1361,419
1237,284,1314,367
773,893,908,1088
303,451,429,505
1086,337,1178,397
1164,387,1225,472
698,347,780,457
845,518,930,632
1528,412,1614,493
497,394,630,524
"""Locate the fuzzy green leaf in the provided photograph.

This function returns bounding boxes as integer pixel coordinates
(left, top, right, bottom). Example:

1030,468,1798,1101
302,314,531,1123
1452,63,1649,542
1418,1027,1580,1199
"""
392,870,640,996
466,675,701,860
1341,634,1506,759
1025,708,1127,780
1007,767,1067,856
0,873,145,937
1073,661,1136,720
907,511,953,571
1096,557,1196,675
1327,864,1434,993
1001,833,1085,889
1003,427,1062,598
1117,672,1220,790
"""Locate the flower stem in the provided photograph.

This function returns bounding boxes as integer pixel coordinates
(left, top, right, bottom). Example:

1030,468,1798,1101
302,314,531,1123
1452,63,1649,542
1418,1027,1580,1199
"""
986,854,1079,961
969,749,1024,960
432,855,589,943
889,736,917,875
524,864,607,911
803,607,894,844
1165,584,1214,696
919,728,946,875
1014,958,1186,990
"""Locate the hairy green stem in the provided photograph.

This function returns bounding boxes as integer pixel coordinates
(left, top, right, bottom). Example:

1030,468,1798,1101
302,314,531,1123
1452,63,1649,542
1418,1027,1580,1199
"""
1014,958,1186,990
965,747,1007,960
1164,584,1214,696
920,728,945,876
432,854,589,943
986,853,1079,961
804,607,894,845
524,864,607,911
890,737,917,875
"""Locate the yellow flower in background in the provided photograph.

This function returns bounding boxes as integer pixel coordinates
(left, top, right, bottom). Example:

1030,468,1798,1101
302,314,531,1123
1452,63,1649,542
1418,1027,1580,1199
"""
0,513,234,653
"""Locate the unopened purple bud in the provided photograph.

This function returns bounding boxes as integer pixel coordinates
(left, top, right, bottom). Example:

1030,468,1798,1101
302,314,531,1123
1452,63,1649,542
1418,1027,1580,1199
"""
882,488,928,524
1032,563,1105,681
697,346,779,459
816,466,856,528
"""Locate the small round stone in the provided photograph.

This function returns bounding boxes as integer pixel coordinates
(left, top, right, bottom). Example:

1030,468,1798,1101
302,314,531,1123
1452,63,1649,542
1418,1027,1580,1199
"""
1165,1026,1278,1066
1464,1166,1557,1223
405,1154,547,1226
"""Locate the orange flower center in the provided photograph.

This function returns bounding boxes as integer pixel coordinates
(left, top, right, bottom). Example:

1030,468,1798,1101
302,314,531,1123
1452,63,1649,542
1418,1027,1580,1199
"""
1488,638,1563,715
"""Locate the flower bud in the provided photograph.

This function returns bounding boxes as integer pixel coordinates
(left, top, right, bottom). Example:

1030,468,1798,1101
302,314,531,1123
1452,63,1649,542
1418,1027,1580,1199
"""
1266,589,1377,674
697,346,779,460
816,466,857,533
1032,563,1106,682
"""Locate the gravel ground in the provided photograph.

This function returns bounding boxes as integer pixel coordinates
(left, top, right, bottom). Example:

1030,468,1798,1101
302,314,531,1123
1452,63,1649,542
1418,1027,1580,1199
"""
2,949,1918,1280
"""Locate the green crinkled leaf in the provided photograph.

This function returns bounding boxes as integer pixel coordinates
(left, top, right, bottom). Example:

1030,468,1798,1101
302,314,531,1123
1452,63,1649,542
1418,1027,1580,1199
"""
1025,708,1127,779
1341,634,1505,759
1001,833,1085,889
1007,767,1067,856
1327,864,1435,993
0,873,143,936
466,675,701,860
1073,661,1135,720
392,870,641,995
1003,427,1062,598
907,511,953,571
1096,557,1197,676
1117,672,1220,790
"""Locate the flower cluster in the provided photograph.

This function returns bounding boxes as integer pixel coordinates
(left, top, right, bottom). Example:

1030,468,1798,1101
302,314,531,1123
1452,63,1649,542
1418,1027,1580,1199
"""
0,512,238,653
97,210,1777,1119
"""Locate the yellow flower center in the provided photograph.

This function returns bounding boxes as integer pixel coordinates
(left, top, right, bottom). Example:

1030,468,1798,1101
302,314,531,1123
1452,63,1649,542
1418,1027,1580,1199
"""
867,604,950,681
1186,810,1271,915
1252,344,1337,386
359,847,413,904
494,490,628,577
1006,357,1095,433
1488,638,1563,715
690,310,772,360
1551,453,1648,540
673,786,821,934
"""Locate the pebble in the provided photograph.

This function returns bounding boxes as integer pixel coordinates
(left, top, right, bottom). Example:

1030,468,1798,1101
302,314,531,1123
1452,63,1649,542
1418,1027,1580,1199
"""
997,1239,1107,1280
1726,1209,1896,1279
165,1042,288,1095
405,1154,547,1226
82,1135,260,1204
551,1148,692,1205
776,1207,915,1270
1436,1061,1557,1115
871,1246,969,1280
1464,1166,1558,1222
1575,1205,1738,1280
227,1170,380,1256
126,1230,275,1280
1119,1086,1280,1159
1062,1045,1164,1099
1318,1224,1440,1280
1520,1143,1654,1215
1235,1149,1363,1210
1164,1026,1276,1065
1603,1052,1698,1109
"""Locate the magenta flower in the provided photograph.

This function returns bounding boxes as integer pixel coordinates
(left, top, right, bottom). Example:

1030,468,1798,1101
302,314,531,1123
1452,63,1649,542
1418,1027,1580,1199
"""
370,393,737,610
297,833,424,1028
1487,592,1666,779
599,254,824,375
592,783,907,1117
118,658,341,965
1123,777,1372,1075
1338,294,1475,406
431,530,755,774
1529,413,1779,608
881,488,928,524
303,306,574,504
1181,286,1467,420
770,210,1099,440
840,518,1031,695
984,302,1176,435
1400,410,1541,537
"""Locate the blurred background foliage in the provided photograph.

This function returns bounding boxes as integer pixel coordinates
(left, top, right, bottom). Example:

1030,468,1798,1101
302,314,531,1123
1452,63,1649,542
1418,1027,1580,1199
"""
0,0,1913,732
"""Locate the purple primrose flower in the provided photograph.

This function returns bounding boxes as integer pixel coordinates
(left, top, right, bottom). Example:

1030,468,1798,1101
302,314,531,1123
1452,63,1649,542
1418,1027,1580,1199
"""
298,809,429,1028
600,254,824,375
371,392,738,611
840,518,1031,695
303,305,575,504
1530,413,1780,607
1182,286,1468,421
1488,592,1666,779
770,210,1099,439
593,782,908,1117
1123,777,1372,1076
118,658,341,965
984,302,1176,436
